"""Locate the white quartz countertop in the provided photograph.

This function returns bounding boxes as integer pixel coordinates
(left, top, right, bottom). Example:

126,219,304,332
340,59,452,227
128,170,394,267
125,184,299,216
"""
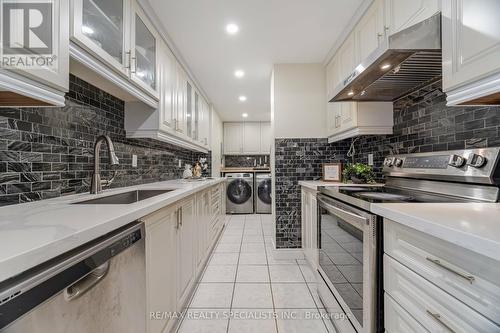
299,180,384,190
0,178,225,282
372,202,500,262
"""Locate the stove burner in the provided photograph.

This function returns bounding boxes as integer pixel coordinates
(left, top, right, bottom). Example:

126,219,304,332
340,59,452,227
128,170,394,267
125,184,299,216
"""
356,192,413,201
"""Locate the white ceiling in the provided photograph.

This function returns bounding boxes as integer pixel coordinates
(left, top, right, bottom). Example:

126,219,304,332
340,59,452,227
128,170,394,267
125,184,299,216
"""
147,0,364,121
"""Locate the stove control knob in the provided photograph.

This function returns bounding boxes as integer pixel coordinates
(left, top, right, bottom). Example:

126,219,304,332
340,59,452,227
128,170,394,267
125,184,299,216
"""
384,158,394,167
467,153,487,168
449,154,466,168
394,158,403,167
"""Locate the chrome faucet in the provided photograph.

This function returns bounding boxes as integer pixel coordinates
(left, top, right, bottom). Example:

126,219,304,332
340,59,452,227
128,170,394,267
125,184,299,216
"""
90,135,120,194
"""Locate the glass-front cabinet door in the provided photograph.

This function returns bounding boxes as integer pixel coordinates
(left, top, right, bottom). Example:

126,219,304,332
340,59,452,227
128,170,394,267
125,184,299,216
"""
194,92,200,141
186,82,193,138
72,0,129,75
131,2,158,97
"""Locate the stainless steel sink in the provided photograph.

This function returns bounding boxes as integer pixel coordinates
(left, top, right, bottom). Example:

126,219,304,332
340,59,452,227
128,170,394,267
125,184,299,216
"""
73,189,174,205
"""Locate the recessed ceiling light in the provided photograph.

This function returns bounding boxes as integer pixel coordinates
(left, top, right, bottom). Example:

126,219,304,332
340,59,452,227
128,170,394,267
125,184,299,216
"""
226,23,239,35
242,113,248,118
239,95,247,102
347,91,354,96
234,70,245,78
381,63,391,70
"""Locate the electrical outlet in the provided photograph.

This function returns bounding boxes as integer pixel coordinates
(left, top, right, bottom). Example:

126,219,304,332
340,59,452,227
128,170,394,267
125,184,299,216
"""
368,154,374,166
132,155,137,167
178,159,182,168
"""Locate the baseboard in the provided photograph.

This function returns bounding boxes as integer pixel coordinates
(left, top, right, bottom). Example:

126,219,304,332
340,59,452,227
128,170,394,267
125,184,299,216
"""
269,239,305,260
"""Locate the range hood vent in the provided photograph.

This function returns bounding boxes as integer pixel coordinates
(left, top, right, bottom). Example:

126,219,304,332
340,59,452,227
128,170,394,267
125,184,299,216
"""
330,13,442,103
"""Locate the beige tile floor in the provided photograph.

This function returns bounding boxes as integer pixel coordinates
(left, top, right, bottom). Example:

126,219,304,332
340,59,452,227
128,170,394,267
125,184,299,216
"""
176,214,335,333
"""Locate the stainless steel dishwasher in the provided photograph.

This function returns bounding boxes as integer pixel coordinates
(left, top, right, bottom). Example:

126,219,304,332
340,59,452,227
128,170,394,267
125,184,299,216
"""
0,222,146,333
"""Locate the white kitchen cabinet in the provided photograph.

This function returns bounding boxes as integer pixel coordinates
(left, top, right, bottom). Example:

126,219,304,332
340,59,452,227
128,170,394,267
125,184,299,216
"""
130,1,158,97
384,255,499,333
197,95,210,148
355,0,385,62
71,0,129,76
243,122,262,154
223,122,271,155
442,0,500,105
176,197,196,310
0,0,69,106
142,183,225,333
384,0,440,36
158,39,175,131
144,205,177,333
302,187,318,269
385,294,429,333
224,122,244,154
260,122,272,154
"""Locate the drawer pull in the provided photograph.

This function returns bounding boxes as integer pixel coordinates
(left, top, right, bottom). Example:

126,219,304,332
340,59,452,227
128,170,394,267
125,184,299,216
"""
426,257,475,284
426,310,456,333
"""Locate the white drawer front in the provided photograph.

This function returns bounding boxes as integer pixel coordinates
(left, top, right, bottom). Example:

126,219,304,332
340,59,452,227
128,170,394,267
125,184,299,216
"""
384,255,500,333
384,219,500,324
384,293,428,333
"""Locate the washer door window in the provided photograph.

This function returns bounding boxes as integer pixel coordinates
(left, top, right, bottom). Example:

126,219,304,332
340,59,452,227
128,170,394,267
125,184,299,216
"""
227,179,252,204
258,179,272,204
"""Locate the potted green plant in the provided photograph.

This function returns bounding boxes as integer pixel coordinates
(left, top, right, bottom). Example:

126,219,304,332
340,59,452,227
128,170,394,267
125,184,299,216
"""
343,163,376,184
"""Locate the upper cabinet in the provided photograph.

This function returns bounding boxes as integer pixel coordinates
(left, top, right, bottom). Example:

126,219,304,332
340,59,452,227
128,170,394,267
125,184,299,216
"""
72,0,128,76
384,0,440,36
442,0,500,105
223,122,244,155
223,122,271,155
130,2,158,96
325,0,440,142
71,0,159,100
355,0,385,62
0,0,69,106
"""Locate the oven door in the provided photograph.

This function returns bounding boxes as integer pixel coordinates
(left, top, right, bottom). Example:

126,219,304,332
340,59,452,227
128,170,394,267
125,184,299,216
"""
317,194,377,333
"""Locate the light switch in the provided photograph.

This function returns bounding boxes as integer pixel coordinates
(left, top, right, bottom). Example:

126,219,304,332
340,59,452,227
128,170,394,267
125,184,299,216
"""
132,155,137,167
368,154,374,166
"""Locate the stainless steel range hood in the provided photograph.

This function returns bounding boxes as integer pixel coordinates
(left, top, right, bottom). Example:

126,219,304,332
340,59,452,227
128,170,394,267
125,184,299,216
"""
330,13,442,102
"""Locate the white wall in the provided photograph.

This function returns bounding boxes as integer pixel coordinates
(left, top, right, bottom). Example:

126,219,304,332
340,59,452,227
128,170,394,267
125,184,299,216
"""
271,64,327,138
210,106,223,177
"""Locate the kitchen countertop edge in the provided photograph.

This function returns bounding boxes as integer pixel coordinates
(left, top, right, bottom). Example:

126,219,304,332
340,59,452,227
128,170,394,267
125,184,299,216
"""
371,202,500,262
0,178,226,282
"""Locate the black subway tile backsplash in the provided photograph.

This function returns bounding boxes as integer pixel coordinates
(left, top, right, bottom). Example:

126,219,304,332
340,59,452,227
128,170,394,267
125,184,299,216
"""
274,80,500,248
0,75,209,206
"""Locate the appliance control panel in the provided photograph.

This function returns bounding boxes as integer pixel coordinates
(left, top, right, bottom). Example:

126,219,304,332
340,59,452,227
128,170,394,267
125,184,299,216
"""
381,148,500,184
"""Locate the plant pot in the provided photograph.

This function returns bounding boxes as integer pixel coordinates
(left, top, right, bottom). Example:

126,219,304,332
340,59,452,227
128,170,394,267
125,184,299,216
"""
351,176,366,184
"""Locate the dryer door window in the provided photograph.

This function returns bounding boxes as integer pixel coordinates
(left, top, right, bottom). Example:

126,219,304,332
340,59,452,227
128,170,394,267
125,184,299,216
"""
258,179,272,204
227,179,252,204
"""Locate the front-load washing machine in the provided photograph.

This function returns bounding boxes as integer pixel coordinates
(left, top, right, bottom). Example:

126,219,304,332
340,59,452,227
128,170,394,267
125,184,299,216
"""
255,173,272,214
226,173,254,214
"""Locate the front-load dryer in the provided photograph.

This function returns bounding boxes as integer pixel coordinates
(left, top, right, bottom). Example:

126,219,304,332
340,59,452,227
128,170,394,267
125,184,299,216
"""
226,173,254,214
255,173,272,214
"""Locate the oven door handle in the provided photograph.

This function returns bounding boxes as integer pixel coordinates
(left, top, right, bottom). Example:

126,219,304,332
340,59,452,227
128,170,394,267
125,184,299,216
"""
318,196,369,227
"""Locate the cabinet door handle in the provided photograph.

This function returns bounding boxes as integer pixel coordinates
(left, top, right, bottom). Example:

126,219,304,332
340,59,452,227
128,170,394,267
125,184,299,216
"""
125,51,132,70
179,207,183,227
426,310,456,333
384,25,390,32
426,257,475,283
131,57,137,74
175,208,181,230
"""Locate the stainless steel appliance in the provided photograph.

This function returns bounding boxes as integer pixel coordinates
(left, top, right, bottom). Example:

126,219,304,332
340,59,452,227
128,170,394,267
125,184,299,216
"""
317,148,500,333
226,173,254,214
255,173,272,214
330,13,441,102
0,222,146,332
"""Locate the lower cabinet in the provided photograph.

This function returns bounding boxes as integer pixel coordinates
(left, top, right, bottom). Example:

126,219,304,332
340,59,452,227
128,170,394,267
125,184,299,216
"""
176,197,196,310
301,187,318,269
144,205,178,333
143,184,225,333
384,219,500,333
